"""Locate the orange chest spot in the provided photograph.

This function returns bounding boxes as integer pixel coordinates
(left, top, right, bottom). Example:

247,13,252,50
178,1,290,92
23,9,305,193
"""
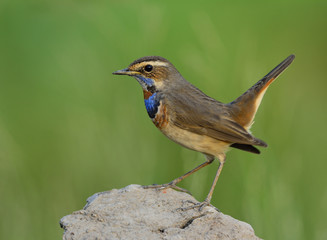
153,104,169,129
143,90,152,100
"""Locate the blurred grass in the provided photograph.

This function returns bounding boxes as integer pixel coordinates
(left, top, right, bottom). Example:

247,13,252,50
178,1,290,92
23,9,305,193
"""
0,0,326,239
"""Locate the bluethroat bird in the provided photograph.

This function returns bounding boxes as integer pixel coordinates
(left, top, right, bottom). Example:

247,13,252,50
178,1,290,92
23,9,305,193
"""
113,54,295,210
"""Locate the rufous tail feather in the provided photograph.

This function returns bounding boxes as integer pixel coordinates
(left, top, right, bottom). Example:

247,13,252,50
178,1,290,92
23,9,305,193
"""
228,54,295,130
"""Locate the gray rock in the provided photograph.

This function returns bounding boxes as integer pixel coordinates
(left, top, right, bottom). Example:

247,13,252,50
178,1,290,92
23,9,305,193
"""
60,184,261,240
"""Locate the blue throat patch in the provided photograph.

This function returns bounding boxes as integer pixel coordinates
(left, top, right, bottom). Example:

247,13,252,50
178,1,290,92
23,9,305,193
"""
144,92,160,119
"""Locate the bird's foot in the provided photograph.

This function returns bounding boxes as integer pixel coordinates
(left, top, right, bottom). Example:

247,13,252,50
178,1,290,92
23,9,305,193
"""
142,182,191,195
180,199,217,212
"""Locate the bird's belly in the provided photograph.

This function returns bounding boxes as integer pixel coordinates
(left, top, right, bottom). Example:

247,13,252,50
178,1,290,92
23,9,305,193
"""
160,123,230,157
151,102,230,156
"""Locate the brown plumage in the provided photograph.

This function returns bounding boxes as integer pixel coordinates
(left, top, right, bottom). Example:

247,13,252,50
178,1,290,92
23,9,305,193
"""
113,54,295,210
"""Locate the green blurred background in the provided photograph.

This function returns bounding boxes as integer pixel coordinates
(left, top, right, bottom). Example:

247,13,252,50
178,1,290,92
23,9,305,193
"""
0,0,326,239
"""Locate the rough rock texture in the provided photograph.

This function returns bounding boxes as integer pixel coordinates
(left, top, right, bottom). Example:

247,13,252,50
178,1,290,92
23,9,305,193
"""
60,184,261,240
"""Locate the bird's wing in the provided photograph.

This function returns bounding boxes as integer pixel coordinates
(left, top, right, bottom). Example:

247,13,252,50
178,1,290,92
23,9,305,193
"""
167,84,267,147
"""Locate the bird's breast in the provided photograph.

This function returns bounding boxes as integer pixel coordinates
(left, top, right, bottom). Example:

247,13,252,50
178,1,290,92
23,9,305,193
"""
143,90,229,156
143,90,169,129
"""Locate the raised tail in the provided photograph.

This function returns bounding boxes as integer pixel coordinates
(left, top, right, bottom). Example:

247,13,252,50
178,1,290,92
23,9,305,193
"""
228,54,295,130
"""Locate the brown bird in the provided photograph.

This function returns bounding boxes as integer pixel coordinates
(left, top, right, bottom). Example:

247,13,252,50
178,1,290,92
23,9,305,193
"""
113,54,295,210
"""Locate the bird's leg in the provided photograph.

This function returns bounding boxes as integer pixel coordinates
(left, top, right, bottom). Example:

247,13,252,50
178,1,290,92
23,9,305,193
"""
181,154,226,211
143,155,215,194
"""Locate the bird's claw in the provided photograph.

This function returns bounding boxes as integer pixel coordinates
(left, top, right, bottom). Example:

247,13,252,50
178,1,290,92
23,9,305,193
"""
179,200,211,212
142,183,192,195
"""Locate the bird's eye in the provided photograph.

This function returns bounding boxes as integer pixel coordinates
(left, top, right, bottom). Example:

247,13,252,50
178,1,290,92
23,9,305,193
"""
144,64,153,72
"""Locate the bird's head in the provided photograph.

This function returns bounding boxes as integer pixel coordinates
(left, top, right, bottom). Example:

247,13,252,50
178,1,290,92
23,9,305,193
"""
113,56,181,93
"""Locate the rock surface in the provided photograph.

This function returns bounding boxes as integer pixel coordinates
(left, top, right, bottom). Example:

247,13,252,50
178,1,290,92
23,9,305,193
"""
60,184,261,240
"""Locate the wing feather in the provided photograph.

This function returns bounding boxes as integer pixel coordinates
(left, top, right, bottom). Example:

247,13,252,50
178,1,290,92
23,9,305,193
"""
166,82,267,147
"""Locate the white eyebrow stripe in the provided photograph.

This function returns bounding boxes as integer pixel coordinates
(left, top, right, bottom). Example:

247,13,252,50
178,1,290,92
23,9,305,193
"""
147,61,169,67
133,61,169,69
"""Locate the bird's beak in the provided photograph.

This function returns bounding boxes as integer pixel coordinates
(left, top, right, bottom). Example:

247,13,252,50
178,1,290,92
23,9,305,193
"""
112,68,138,76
